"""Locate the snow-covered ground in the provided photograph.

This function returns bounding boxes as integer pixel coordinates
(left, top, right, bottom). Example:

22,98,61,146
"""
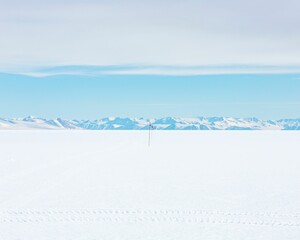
0,131,299,239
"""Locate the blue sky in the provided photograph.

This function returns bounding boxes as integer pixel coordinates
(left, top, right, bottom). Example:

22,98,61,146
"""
1,69,299,119
0,0,299,119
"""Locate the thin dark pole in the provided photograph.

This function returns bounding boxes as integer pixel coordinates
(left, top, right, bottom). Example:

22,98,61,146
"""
148,122,151,147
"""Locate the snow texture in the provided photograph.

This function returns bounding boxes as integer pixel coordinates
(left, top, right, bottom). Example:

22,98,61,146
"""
0,131,299,239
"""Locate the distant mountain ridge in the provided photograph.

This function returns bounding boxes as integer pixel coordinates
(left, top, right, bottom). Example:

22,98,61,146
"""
0,116,299,130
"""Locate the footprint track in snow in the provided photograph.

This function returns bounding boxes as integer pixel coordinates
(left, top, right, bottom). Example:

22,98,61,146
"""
0,209,299,227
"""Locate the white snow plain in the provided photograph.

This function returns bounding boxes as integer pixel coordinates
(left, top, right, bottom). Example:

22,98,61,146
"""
0,131,299,239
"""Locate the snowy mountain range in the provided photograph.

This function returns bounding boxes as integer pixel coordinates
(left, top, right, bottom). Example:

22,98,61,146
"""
0,116,299,130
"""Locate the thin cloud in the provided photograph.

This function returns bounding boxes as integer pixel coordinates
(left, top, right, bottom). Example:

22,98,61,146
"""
10,65,300,77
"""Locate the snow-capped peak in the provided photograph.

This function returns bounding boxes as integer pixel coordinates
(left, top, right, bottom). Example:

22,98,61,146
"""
0,117,299,130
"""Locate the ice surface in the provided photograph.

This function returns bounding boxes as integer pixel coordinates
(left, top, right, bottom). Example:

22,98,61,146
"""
0,131,299,239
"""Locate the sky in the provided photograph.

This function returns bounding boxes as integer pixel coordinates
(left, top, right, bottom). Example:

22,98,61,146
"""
1,0,300,66
0,0,299,119
1,71,300,120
